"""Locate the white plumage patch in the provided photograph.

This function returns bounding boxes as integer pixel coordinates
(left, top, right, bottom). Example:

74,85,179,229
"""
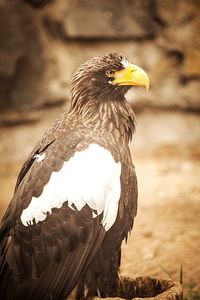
33,153,46,162
121,57,130,68
20,144,121,231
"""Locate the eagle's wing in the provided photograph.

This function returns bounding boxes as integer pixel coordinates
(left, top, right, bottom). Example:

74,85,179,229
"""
14,111,69,192
76,144,138,298
0,121,122,299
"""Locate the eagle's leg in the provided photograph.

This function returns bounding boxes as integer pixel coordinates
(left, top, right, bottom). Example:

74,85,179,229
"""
75,275,121,300
75,253,121,299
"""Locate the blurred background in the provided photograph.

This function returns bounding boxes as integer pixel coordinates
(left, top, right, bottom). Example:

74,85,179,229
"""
0,0,200,298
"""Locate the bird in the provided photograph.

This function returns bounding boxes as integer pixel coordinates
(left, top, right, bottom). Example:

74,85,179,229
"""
0,52,149,300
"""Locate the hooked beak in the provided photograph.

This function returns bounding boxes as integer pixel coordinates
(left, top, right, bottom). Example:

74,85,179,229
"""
112,64,150,91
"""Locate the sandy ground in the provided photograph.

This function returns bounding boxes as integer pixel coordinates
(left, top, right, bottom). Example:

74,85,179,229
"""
0,107,200,298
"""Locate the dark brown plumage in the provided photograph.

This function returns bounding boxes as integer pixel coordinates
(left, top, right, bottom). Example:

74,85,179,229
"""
0,53,149,299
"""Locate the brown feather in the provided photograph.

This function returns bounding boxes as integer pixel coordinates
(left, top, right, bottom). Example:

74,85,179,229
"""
0,53,138,300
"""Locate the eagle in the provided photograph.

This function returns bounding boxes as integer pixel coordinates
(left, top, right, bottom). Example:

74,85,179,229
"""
0,53,149,300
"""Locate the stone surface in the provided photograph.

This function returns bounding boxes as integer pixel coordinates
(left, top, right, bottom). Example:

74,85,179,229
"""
157,0,200,77
0,0,199,110
0,1,67,109
45,0,157,39
22,0,52,8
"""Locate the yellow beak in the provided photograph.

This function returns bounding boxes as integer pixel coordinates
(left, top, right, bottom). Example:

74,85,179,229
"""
112,64,150,90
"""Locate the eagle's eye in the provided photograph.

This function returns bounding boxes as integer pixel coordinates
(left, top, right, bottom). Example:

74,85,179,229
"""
106,69,116,77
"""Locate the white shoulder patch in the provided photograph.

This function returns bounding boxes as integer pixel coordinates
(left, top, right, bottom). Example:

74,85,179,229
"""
20,144,121,231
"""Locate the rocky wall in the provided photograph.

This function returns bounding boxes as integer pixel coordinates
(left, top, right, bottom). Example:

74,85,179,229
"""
0,0,199,111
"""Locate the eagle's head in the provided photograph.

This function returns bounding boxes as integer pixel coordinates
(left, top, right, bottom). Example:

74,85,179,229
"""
70,52,149,107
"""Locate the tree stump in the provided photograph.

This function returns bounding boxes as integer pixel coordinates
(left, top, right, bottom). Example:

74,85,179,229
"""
94,276,183,300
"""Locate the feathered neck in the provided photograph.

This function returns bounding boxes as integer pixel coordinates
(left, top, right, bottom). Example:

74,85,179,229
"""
69,95,135,143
